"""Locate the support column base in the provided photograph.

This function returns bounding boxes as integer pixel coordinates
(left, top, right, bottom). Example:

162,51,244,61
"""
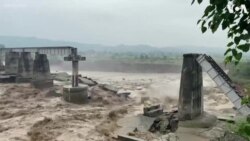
16,77,32,83
63,85,88,104
31,79,54,89
179,112,217,128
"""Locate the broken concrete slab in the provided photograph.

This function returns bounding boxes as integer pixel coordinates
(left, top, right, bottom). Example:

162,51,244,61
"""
161,133,180,141
149,112,179,134
143,105,163,117
117,114,156,135
99,84,118,93
79,76,98,86
117,91,131,99
217,115,235,123
62,85,88,104
52,72,71,82
117,134,145,141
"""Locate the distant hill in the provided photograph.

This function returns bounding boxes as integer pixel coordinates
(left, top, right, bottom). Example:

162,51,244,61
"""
0,35,226,55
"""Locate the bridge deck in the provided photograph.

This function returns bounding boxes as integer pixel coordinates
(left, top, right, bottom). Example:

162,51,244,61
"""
0,46,75,56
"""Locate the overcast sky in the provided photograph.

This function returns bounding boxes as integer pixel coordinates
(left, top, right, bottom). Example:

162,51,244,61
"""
0,0,228,47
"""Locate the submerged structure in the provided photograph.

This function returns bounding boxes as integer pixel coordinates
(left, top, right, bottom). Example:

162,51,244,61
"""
0,46,88,103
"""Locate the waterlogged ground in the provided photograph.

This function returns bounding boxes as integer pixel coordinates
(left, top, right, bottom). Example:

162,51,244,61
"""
0,71,235,141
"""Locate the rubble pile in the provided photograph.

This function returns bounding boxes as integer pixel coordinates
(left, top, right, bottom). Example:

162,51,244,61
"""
149,111,179,133
52,72,131,105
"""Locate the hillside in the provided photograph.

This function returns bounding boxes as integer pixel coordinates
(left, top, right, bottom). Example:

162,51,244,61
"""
0,36,225,55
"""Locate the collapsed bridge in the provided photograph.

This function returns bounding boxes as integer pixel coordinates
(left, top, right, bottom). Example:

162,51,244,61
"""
179,53,250,122
0,46,85,88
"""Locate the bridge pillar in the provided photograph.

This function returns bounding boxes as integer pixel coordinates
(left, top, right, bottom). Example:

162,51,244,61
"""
178,53,203,120
16,52,33,82
5,52,20,74
0,61,4,71
31,53,53,89
63,48,87,103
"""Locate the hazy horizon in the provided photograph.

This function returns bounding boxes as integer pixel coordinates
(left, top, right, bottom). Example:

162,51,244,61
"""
0,0,228,48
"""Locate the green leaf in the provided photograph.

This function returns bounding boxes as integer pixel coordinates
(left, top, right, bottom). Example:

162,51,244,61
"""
210,0,215,4
232,49,238,57
201,20,206,27
197,19,201,25
228,32,233,38
234,37,241,45
191,0,195,5
201,26,207,33
235,52,242,60
222,20,228,30
210,15,223,33
227,42,234,47
241,34,250,40
197,0,203,4
237,44,250,52
224,48,231,55
225,55,233,63
204,5,214,16
228,14,235,24
211,23,220,33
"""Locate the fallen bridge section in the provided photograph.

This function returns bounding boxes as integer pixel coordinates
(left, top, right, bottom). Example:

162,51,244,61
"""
0,46,85,88
197,54,250,115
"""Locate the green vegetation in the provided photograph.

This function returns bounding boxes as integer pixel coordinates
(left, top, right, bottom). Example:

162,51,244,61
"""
230,119,250,140
228,62,250,105
192,0,250,64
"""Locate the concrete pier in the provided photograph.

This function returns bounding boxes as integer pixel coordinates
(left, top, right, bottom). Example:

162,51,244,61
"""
178,54,203,120
16,52,33,82
31,53,53,89
63,85,88,104
0,57,4,71
5,52,20,74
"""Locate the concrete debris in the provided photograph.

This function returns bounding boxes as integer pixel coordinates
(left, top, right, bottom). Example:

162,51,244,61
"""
200,127,225,139
116,91,131,99
117,134,145,141
52,72,71,82
99,84,118,93
143,105,163,117
78,76,98,86
149,112,179,134
211,131,248,141
217,115,235,123
161,133,179,141
52,73,98,87
141,96,150,104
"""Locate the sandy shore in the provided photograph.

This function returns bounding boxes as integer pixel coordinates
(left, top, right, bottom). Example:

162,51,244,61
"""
0,71,235,141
